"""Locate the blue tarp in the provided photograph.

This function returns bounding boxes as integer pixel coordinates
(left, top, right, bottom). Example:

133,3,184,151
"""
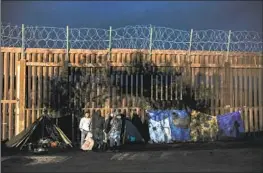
169,110,190,142
147,110,190,143
147,109,245,144
217,111,245,138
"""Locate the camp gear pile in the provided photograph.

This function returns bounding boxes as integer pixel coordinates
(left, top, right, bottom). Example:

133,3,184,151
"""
147,110,245,143
5,115,72,151
217,111,245,138
190,110,218,142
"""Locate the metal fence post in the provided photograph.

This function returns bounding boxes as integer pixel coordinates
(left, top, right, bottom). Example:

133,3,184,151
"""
188,29,193,56
106,26,112,110
21,24,25,60
64,25,74,143
149,25,153,57
226,30,232,62
188,29,194,98
224,30,232,113
149,25,153,101
66,25,70,62
108,26,112,62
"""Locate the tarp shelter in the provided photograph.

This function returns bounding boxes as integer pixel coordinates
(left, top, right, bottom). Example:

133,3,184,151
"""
147,110,191,144
5,115,72,150
190,110,218,142
217,111,245,138
124,119,144,143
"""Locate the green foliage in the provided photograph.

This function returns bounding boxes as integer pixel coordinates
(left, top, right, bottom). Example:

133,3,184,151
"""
50,53,216,116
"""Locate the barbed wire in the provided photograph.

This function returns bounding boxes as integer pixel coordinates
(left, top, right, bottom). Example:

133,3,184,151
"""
1,23,262,52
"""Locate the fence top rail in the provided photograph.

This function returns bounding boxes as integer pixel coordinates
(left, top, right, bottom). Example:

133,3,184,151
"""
1,47,262,56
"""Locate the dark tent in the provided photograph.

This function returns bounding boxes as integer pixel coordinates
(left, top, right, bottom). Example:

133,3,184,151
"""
124,119,144,143
131,114,148,142
5,115,72,150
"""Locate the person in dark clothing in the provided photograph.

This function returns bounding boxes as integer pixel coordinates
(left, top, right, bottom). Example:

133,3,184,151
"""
131,110,145,143
142,114,150,143
102,113,112,151
92,110,104,150
118,110,126,145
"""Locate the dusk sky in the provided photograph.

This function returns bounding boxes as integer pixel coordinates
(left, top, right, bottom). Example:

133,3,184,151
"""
1,1,263,32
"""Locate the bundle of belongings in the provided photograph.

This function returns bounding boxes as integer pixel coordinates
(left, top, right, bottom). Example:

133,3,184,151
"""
5,114,72,154
216,111,245,139
190,110,218,142
147,110,190,143
146,109,245,144
81,132,94,151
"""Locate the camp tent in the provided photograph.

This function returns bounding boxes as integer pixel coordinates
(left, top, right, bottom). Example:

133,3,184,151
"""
124,119,144,143
5,115,72,150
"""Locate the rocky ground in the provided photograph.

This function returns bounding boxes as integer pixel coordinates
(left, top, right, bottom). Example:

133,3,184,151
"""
2,140,263,172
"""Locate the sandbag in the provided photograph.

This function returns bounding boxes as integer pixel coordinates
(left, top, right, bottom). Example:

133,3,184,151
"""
190,110,218,142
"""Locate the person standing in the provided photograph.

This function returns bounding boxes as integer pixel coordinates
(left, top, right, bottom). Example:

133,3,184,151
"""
108,112,122,151
102,113,112,151
79,112,92,149
92,110,104,150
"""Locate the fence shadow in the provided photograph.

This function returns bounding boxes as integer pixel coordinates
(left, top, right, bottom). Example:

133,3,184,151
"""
48,51,215,117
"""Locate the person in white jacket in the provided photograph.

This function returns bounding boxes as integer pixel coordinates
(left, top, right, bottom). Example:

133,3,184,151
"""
79,112,92,149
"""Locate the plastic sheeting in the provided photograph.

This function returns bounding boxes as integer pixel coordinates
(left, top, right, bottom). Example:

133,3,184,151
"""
217,111,245,138
147,110,190,143
147,109,245,144
190,110,218,142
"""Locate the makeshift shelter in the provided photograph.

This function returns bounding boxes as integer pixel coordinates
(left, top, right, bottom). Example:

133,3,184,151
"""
147,110,173,143
190,110,218,142
169,110,191,142
5,115,72,150
131,114,145,140
147,110,191,144
217,111,245,139
124,119,144,143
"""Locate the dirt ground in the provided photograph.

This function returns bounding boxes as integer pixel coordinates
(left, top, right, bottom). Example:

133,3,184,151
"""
2,141,263,172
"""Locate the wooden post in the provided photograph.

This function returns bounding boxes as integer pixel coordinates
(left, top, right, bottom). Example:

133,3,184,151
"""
16,59,26,134
224,61,231,109
0,50,3,139
0,20,2,126
15,24,26,135
259,56,263,131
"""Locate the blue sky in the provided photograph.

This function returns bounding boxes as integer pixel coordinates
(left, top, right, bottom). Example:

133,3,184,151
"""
1,1,262,31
